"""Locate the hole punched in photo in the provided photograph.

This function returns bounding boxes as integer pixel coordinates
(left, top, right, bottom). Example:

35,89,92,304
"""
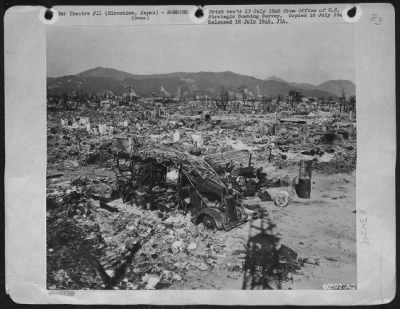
195,6,204,18
44,8,54,20
342,5,361,23
347,6,357,18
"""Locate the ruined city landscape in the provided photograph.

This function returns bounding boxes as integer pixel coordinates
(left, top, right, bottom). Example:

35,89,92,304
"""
46,66,357,290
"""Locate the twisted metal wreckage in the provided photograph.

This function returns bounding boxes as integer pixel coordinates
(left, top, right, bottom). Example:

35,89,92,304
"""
102,138,291,231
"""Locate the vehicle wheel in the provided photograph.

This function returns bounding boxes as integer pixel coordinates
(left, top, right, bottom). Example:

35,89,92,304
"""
274,190,290,208
202,214,216,230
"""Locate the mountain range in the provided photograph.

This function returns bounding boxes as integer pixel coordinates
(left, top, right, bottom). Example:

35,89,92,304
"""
47,67,355,99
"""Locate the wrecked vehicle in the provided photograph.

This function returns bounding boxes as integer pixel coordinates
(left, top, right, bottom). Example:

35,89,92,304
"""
111,145,248,230
177,156,247,230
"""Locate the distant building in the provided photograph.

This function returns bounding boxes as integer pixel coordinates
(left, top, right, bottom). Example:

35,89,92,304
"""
79,117,90,126
100,99,111,109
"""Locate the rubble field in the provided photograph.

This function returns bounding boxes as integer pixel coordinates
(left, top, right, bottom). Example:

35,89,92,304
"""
47,106,356,290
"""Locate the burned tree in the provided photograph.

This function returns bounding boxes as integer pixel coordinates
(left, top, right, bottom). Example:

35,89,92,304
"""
288,90,303,111
216,87,229,111
276,94,283,111
338,88,351,113
349,95,356,113
238,85,247,103
261,96,274,113
237,85,248,113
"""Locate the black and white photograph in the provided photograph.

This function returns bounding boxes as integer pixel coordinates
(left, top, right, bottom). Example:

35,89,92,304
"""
45,21,358,290
4,3,397,304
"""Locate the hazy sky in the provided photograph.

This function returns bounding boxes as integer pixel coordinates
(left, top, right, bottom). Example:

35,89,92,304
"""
47,23,355,84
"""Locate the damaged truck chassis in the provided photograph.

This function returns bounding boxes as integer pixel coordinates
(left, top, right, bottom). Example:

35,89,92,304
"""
111,147,248,231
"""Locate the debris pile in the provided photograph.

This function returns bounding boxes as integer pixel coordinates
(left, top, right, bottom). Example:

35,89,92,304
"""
47,185,229,289
47,94,356,289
